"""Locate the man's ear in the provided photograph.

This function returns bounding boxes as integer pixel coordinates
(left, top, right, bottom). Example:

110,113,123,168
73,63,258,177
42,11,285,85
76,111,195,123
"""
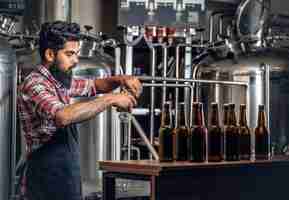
44,49,55,63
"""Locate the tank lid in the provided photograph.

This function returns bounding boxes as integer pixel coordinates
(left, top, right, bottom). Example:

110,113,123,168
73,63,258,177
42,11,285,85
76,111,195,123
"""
236,0,270,43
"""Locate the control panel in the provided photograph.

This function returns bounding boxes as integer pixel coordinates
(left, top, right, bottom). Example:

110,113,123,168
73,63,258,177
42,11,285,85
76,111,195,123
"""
118,0,207,27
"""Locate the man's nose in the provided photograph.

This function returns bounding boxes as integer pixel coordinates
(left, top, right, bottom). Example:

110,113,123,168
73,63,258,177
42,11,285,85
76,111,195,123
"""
73,55,79,64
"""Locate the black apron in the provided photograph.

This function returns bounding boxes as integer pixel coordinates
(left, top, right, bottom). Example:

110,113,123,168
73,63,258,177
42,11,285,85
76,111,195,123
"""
15,124,82,200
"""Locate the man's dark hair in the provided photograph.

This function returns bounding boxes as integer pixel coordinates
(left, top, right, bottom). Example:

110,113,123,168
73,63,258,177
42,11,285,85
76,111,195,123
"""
39,21,81,60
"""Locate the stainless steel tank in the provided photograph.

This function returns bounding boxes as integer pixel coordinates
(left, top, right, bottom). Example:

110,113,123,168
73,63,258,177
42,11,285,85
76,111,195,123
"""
16,48,40,83
196,0,289,154
0,36,17,200
196,46,289,137
72,39,113,194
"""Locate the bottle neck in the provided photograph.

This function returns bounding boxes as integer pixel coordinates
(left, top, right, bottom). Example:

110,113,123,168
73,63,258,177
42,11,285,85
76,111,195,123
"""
257,110,266,127
192,103,204,126
239,106,248,126
223,105,229,126
210,104,220,126
178,103,187,127
161,103,172,127
228,105,237,126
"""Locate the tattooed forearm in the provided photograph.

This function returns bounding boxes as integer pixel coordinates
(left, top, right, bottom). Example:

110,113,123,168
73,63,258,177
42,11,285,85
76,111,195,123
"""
55,95,114,127
94,76,124,93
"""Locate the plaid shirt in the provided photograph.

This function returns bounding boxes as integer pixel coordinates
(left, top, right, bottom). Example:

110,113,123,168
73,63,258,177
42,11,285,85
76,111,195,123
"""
18,64,98,153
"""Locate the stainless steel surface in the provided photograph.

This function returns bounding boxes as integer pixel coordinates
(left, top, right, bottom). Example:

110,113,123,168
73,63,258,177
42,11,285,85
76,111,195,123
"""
196,47,289,151
72,40,113,193
0,36,17,200
16,48,40,83
236,0,270,49
195,0,289,153
209,12,223,43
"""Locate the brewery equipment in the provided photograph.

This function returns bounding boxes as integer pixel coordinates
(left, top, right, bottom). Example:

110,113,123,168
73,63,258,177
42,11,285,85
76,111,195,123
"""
196,0,289,154
0,14,18,200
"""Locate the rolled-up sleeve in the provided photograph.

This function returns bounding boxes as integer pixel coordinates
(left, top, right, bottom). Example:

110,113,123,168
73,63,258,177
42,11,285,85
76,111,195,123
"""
69,78,98,97
23,82,65,119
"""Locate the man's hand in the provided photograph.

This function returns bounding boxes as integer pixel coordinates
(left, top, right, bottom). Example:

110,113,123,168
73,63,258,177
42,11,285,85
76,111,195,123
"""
121,76,143,99
110,93,137,112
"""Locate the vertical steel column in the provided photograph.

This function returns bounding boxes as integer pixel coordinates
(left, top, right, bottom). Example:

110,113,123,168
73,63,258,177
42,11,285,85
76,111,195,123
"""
9,60,17,200
162,45,168,105
111,46,122,160
265,64,270,157
184,30,192,125
175,46,180,128
149,47,156,159
265,64,270,131
123,30,133,160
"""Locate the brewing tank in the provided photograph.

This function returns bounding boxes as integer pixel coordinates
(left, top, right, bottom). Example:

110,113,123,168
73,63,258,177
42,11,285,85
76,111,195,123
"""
196,46,289,154
16,48,40,83
0,36,17,200
72,40,113,194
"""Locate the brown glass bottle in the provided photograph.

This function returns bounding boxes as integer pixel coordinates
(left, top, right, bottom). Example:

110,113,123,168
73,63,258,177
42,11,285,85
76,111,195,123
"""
255,105,270,160
225,104,240,161
159,101,174,162
208,103,224,162
223,104,229,160
188,103,207,162
223,104,229,128
239,104,251,160
173,102,189,161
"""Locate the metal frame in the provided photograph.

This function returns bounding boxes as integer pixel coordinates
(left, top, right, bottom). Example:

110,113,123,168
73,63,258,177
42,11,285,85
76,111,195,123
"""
135,77,249,160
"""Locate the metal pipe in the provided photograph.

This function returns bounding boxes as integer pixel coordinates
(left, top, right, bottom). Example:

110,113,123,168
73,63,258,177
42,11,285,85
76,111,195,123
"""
143,83,194,89
142,39,166,160
218,14,235,40
209,11,225,43
131,145,141,160
175,45,181,128
125,30,133,75
130,115,159,160
111,46,122,160
119,112,132,160
123,29,134,160
127,115,132,160
162,45,168,105
184,30,192,127
209,12,214,43
265,64,270,131
149,47,156,155
131,108,161,116
218,15,224,38
138,76,249,87
123,27,144,47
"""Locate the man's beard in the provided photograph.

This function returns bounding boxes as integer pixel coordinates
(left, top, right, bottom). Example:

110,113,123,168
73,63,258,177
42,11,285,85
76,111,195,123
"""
49,61,76,89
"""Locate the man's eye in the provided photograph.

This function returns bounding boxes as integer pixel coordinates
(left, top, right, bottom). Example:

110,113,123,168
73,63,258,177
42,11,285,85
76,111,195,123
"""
65,50,79,57
65,52,74,56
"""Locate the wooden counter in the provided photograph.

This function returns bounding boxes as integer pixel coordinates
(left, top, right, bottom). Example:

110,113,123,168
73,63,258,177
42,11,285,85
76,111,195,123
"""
100,157,289,200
